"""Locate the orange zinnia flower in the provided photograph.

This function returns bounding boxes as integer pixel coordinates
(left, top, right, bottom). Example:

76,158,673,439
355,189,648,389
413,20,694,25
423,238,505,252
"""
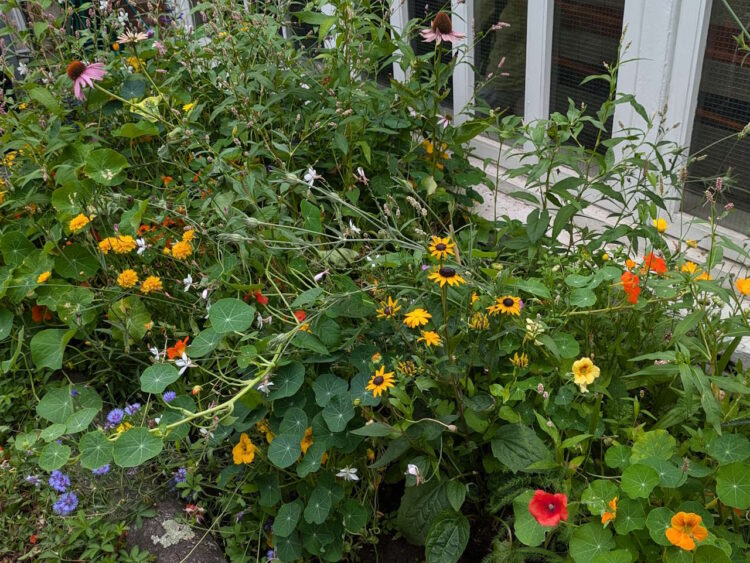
167,336,189,359
665,512,708,551
642,252,667,275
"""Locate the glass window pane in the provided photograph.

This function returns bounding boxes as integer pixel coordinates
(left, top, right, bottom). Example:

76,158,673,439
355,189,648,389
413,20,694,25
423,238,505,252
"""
408,0,453,107
683,0,750,232
475,0,527,116
550,0,624,150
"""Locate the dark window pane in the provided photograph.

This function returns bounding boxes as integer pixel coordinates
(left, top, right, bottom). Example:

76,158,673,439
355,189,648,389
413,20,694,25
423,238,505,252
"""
408,0,453,107
683,0,750,232
550,0,624,150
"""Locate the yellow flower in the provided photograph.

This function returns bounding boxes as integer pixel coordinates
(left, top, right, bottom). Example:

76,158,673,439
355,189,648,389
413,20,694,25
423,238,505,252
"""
428,266,466,288
487,296,522,316
572,357,600,393
601,497,617,525
256,420,275,444
183,102,196,112
300,427,314,455
468,312,489,330
232,433,256,464
115,421,133,435
126,56,142,71
37,271,51,284
19,102,28,110
686,239,698,249
367,448,375,462
397,360,417,376
170,240,193,260
99,235,136,254
140,275,163,294
182,229,195,243
428,236,455,260
68,214,91,233
510,352,528,368
602,253,609,261
625,259,637,270
417,330,442,347
117,269,139,288
371,352,382,363
736,278,750,296
653,217,668,233
695,272,712,281
423,139,434,155
471,292,480,304
366,365,395,398
376,296,402,319
403,308,431,328
681,261,698,274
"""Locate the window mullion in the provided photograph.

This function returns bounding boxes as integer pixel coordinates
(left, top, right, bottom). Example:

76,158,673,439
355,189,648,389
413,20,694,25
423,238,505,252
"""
451,0,474,124
524,0,553,123
390,0,410,82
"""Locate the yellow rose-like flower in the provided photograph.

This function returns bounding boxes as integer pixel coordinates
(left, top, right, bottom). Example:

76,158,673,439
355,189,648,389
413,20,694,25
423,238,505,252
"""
736,278,750,296
117,269,139,288
170,240,193,260
653,218,668,233
100,235,136,254
232,433,256,464
37,271,51,284
68,214,91,233
572,357,600,393
140,275,163,294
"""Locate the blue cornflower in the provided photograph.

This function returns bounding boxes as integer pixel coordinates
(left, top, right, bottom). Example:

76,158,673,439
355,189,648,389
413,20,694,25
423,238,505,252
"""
173,467,187,483
106,408,124,425
124,403,141,416
162,391,177,403
70,388,78,397
48,470,70,492
26,475,42,487
53,492,79,515
92,464,111,476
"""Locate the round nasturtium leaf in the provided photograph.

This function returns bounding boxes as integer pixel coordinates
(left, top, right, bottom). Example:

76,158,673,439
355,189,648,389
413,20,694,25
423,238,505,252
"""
706,433,750,465
39,442,72,471
84,148,129,186
208,298,255,334
512,490,547,547
621,464,660,499
570,522,615,562
716,462,750,509
645,506,674,546
140,363,181,394
79,431,114,470
268,434,302,469
113,427,163,468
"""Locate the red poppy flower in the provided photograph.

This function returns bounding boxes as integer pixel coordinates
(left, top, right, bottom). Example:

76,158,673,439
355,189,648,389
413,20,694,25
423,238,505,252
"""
642,252,667,275
294,310,306,323
528,490,568,526
167,336,189,359
254,291,269,306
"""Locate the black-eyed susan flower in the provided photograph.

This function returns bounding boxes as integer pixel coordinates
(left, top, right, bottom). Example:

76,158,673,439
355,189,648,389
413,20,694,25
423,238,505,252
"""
428,266,466,288
487,296,522,316
397,360,417,376
417,330,442,347
376,296,402,319
403,308,431,328
468,312,489,330
428,236,455,260
510,352,528,368
366,366,395,398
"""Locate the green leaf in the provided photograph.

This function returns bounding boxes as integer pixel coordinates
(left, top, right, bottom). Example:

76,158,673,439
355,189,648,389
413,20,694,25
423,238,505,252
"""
300,200,322,233
706,433,750,464
268,434,302,469
113,428,163,468
350,422,397,437
526,209,550,244
296,442,326,478
280,407,308,440
274,500,303,538
312,373,348,407
570,522,615,562
621,464,659,499
30,328,75,370
40,424,67,443
79,431,114,470
293,331,329,354
425,510,470,563
0,232,35,267
716,462,750,509
28,85,63,115
304,485,332,525
113,121,160,139
187,328,222,358
570,288,597,308
552,332,580,359
37,387,75,424
84,148,129,186
54,244,99,281
490,425,550,473
605,445,632,469
322,394,354,432
592,550,633,563
257,473,282,507
275,531,302,562
445,481,466,512
640,457,687,488
0,308,12,342
645,507,674,546
613,498,646,535
64,407,99,434
341,499,368,532
140,364,181,394
581,480,618,516
39,442,71,471
292,287,324,308
121,74,146,99
108,296,151,342
267,362,305,400
396,480,451,546
514,278,551,299
209,298,255,333
512,490,547,547
630,430,675,462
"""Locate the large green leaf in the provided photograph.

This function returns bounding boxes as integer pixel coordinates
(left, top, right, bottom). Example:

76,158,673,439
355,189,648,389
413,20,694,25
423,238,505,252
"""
490,425,550,472
113,428,163,468
113,120,160,139
706,433,750,464
425,510,470,563
396,480,451,546
267,434,302,469
1,231,35,266
39,442,71,471
79,431,114,470
140,363,181,394
280,407,308,440
84,148,129,186
267,362,305,400
37,387,75,424
322,394,354,432
621,464,659,499
303,485,332,524
341,499,368,532
64,407,99,434
54,244,99,281
0,308,14,342
645,507,674,546
570,522,615,562
188,328,222,358
612,498,646,535
716,462,750,509
630,430,675,462
274,500,303,538
312,373,348,407
108,296,151,342
581,480,618,516
30,328,75,370
209,298,255,333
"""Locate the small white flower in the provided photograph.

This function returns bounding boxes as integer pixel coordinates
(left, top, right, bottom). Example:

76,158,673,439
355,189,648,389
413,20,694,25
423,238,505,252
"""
303,167,320,186
18,61,29,76
437,114,452,128
183,274,193,292
136,238,148,255
175,353,195,375
355,167,369,186
405,464,423,485
149,346,161,360
201,288,210,300
256,380,274,395
313,269,329,283
348,219,361,234
336,467,359,482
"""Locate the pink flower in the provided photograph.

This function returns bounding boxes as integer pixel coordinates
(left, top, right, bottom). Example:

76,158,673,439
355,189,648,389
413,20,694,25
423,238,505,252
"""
491,21,511,31
66,61,106,100
420,13,466,45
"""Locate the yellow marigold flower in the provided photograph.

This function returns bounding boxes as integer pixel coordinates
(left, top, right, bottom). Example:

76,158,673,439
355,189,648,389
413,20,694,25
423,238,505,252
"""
417,330,442,347
572,357,600,393
601,497,617,525
182,229,195,243
232,432,256,464
19,102,28,110
183,102,196,112
681,261,698,274
510,352,528,368
428,236,455,260
736,278,750,296
37,271,51,284
666,512,708,551
403,308,431,328
376,296,401,319
366,365,395,398
68,213,91,233
117,269,139,288
170,240,193,260
300,427,314,455
140,275,163,294
468,312,489,330
98,238,113,254
653,217,668,233
108,235,136,254
428,266,466,288
487,296,522,316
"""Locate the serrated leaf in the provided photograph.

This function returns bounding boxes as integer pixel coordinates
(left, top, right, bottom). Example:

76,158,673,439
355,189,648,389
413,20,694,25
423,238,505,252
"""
490,425,550,473
425,510,470,563
209,298,255,333
396,480,451,546
39,442,71,471
79,431,114,470
140,363,181,394
113,428,163,468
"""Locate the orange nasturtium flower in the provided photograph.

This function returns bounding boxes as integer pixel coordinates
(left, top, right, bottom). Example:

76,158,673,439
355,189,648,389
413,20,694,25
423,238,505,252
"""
601,497,617,525
620,271,641,304
232,433,256,465
665,512,708,551
167,336,189,359
642,252,667,275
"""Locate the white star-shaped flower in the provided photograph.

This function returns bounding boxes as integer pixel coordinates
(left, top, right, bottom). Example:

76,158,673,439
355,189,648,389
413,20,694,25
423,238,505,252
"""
136,238,148,255
175,353,195,375
183,274,193,292
336,467,359,481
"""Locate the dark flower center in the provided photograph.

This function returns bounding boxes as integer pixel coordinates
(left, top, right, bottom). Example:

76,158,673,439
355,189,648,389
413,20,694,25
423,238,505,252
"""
548,503,556,512
66,60,87,80
432,12,453,34
439,267,456,278
384,306,393,315
435,243,447,251
373,376,384,385
503,297,515,307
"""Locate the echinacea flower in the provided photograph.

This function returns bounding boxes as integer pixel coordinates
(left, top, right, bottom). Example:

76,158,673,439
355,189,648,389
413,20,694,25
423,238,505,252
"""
428,266,466,288
601,496,617,525
376,296,402,319
528,490,568,526
66,61,106,101
572,357,600,393
336,467,359,481
366,365,395,398
117,269,139,289
68,214,91,233
48,470,70,492
232,433,256,464
737,277,750,295
403,308,432,328
420,12,466,45
117,30,149,44
53,492,79,516
140,275,163,294
417,330,442,347
487,296,522,316
428,236,455,260
665,512,708,551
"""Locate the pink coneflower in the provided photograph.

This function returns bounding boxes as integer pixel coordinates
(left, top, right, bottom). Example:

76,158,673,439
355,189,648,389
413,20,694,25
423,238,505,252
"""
420,13,466,45
491,21,511,31
66,61,106,100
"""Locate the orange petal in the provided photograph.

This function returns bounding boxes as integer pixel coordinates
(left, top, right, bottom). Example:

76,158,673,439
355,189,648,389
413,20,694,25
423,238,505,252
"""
691,525,708,542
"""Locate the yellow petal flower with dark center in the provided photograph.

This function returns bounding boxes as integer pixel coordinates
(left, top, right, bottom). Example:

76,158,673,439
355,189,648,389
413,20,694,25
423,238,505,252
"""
366,365,395,398
428,236,455,260
487,296,522,316
428,266,466,288
417,330,442,347
376,296,402,319
468,312,489,330
403,308,432,328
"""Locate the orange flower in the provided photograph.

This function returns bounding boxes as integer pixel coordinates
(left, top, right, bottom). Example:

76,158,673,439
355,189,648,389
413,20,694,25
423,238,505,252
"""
620,271,641,304
625,259,637,270
162,175,173,187
167,336,189,359
737,278,750,296
601,497,617,525
642,252,667,275
665,512,708,551
31,305,52,323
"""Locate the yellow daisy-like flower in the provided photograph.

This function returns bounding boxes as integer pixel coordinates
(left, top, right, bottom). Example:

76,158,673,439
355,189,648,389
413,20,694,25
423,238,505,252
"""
736,278,750,296
37,271,51,284
182,229,195,243
170,240,193,260
183,102,196,112
366,365,395,398
300,427,314,455
417,330,442,347
681,261,698,274
686,239,698,249
397,360,417,376
68,214,91,233
140,275,163,294
117,269,139,289
572,357,600,393
403,308,431,328
428,266,466,288
428,236,455,260
510,352,528,368
468,312,489,330
695,271,712,281
232,432,256,464
376,296,402,319
99,235,137,255
471,292,480,304
487,296,522,316
653,218,668,233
